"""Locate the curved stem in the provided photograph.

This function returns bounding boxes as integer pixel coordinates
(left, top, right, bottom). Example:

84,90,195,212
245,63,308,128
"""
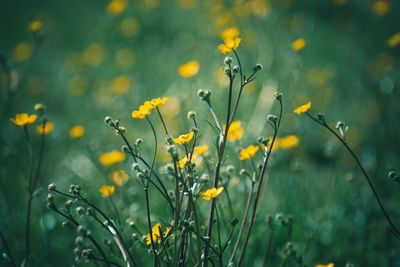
0,227,16,267
305,112,400,239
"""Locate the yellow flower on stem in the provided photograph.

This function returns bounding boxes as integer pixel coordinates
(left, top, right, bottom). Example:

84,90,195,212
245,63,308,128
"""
177,155,196,169
218,37,241,54
178,60,200,78
225,120,244,142
194,145,208,155
293,101,311,115
69,125,85,139
112,169,128,186
99,150,126,166
239,145,259,160
173,131,194,145
131,104,151,119
220,27,239,40
315,264,334,267
200,187,224,200
10,113,37,127
36,121,54,135
150,96,168,108
146,223,171,245
99,185,115,197
292,38,306,51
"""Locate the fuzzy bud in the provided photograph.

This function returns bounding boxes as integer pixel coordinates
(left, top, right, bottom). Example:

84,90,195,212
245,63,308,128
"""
267,115,278,123
132,163,140,172
253,63,263,72
121,145,130,153
232,65,240,74
104,116,112,124
187,111,196,120
224,56,233,65
48,183,56,191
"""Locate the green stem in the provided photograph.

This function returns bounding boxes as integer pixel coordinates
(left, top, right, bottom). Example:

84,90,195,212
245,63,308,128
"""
0,227,16,267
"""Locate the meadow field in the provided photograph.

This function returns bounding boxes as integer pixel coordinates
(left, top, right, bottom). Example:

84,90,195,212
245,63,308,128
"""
1,0,400,266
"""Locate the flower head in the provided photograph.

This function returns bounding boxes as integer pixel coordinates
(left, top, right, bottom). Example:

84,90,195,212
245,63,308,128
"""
194,145,208,156
173,131,194,145
36,122,54,135
132,104,151,119
99,185,115,198
69,125,85,139
177,155,196,169
218,37,242,54
99,150,126,166
239,145,259,160
293,102,311,115
292,38,306,51
178,60,200,78
315,264,334,267
200,187,224,200
150,97,168,108
28,20,42,32
220,27,239,40
112,170,128,186
10,113,37,127
146,223,171,245
225,121,244,142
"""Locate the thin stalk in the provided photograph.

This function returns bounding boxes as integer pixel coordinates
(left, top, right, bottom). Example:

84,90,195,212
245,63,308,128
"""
305,112,400,239
172,159,181,266
238,99,283,265
262,230,274,267
144,187,160,267
156,107,169,136
0,228,16,267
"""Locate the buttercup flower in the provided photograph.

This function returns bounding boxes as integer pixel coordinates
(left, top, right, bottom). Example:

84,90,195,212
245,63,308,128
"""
194,145,208,155
220,27,239,40
150,97,168,108
293,102,312,115
239,145,259,160
112,169,128,186
178,60,200,78
36,122,54,135
10,113,37,127
173,131,194,145
292,38,306,51
177,155,196,169
225,121,244,142
99,150,126,166
200,187,224,200
218,37,241,54
146,223,171,245
132,104,151,119
69,125,85,139
99,185,115,197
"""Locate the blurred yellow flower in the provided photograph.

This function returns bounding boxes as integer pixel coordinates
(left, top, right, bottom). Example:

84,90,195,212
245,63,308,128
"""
218,37,241,54
112,169,128,186
173,131,194,145
99,185,115,197
178,60,200,78
272,135,299,151
36,122,54,135
14,42,33,62
220,27,239,40
225,121,244,142
107,0,127,15
293,102,311,115
68,75,87,96
177,155,196,169
177,0,197,9
387,33,400,48
292,38,306,51
111,76,131,94
115,48,135,70
372,0,389,16
146,223,171,245
120,18,140,37
10,113,37,127
69,125,85,139
194,145,208,155
315,264,334,267
82,44,105,66
99,150,126,166
239,145,259,160
28,20,42,32
200,187,224,200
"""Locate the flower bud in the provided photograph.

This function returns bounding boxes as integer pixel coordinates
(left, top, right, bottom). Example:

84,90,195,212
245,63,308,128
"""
104,116,112,124
187,111,196,120
274,91,282,101
224,56,233,65
121,145,130,153
253,63,263,72
135,138,142,145
232,65,240,74
48,183,56,191
76,207,84,215
132,163,140,171
34,103,46,113
267,115,278,123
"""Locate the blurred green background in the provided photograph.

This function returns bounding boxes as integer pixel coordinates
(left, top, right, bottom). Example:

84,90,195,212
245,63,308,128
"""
1,0,400,266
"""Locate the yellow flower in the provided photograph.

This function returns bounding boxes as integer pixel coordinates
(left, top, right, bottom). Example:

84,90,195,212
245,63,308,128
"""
372,0,389,16
10,113,37,127
131,104,151,119
99,150,126,166
239,145,259,161
173,131,194,145
14,42,33,62
315,264,334,267
277,135,299,150
28,20,42,32
225,121,244,142
146,223,171,245
178,60,200,78
200,187,224,200
112,170,128,186
99,185,115,198
36,122,54,135
150,97,168,108
107,0,127,15
218,37,241,54
293,102,312,115
220,27,239,40
69,125,85,139
387,33,400,48
292,38,306,51
177,155,197,169
194,145,208,155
